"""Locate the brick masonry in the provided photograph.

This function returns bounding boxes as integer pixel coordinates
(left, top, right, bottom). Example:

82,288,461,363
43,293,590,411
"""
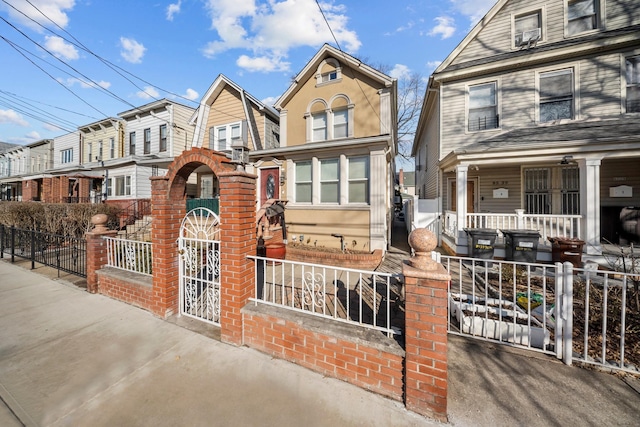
85,147,452,421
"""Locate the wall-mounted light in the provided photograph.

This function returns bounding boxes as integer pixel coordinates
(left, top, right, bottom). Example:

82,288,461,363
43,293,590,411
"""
560,155,573,165
279,170,286,185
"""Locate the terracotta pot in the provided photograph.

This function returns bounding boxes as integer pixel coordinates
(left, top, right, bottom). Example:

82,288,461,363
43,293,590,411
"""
265,243,286,260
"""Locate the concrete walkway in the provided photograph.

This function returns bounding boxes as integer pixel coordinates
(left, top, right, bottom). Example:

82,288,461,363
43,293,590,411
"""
1,255,640,426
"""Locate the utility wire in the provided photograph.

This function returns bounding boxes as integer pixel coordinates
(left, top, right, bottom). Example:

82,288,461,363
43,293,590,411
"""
314,0,387,134
0,89,100,121
0,91,80,129
0,34,109,119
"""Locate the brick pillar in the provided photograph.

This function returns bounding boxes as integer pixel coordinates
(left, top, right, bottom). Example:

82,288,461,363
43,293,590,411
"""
85,214,117,293
22,180,34,202
218,170,257,345
42,178,52,203
79,178,91,202
403,228,451,422
59,176,69,202
150,175,184,318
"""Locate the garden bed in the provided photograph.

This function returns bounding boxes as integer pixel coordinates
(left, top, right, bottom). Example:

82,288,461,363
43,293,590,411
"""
285,243,383,270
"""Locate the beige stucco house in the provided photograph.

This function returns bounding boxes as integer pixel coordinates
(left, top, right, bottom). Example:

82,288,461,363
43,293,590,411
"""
412,0,640,257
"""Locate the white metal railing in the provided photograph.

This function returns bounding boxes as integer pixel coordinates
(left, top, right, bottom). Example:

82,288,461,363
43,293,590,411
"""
104,236,153,275
437,253,640,375
248,255,402,337
464,210,582,243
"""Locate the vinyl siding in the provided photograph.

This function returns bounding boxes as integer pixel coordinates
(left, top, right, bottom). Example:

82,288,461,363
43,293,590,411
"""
205,90,247,151
53,131,80,169
477,166,522,213
606,0,640,29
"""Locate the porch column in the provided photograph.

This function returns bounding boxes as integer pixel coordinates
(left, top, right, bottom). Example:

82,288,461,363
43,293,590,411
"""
579,158,601,255
455,165,468,250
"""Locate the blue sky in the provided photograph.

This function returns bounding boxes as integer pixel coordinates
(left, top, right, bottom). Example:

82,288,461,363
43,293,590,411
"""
0,0,497,146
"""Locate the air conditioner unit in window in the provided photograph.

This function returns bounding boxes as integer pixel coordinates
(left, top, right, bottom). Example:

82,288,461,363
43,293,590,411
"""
516,28,541,46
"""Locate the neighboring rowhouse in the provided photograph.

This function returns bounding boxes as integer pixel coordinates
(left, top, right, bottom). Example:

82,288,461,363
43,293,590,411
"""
190,74,280,212
0,139,52,201
412,0,640,257
113,99,195,210
266,44,398,253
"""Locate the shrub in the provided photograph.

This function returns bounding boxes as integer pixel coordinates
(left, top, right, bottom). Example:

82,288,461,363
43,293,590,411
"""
0,201,120,237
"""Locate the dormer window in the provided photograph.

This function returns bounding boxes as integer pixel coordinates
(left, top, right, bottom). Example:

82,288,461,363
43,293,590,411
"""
567,0,599,35
514,11,541,47
316,58,342,85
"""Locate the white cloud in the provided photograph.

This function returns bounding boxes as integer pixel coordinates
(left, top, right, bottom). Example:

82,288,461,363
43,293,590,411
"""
25,131,41,140
429,16,456,40
181,88,199,101
389,64,411,80
44,35,79,60
136,86,160,100
426,60,442,71
261,96,278,107
0,109,29,127
3,0,74,32
202,0,360,72
449,0,497,25
236,54,290,73
120,37,146,63
60,77,111,89
166,0,182,21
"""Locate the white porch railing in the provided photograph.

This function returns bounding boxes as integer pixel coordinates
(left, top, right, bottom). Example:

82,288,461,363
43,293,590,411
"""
247,255,403,337
444,210,582,243
104,236,153,275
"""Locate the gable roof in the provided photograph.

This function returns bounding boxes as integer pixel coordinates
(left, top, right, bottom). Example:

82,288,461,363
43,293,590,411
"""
274,43,395,109
434,0,508,74
190,74,279,149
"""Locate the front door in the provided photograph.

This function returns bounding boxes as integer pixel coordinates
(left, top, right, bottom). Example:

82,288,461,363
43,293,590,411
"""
451,180,475,213
260,167,280,206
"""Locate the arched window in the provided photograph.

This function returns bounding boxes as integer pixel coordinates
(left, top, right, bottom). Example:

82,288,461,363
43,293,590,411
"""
315,58,342,85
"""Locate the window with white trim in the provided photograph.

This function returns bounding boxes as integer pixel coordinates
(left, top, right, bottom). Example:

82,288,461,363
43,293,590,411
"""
61,148,73,164
514,11,541,47
333,109,348,139
98,140,103,161
312,112,327,142
87,142,93,163
524,166,580,214
348,157,369,203
539,69,574,122
129,132,136,155
626,56,640,113
468,82,498,131
110,176,132,196
143,128,151,154
567,0,598,35
320,158,339,203
109,137,115,158
159,124,167,152
295,161,312,203
210,122,244,151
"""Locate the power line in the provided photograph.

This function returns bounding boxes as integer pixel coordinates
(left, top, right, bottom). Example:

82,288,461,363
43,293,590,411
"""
0,92,80,129
0,89,100,121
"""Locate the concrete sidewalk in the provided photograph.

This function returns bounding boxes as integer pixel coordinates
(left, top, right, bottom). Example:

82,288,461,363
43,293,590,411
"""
1,259,639,426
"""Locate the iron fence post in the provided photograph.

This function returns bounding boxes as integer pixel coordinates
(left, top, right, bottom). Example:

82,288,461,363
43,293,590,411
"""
11,225,15,263
0,225,4,259
30,229,35,270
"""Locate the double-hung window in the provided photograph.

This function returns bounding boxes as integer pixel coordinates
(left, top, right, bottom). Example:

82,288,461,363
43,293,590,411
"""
348,157,369,203
626,56,640,113
159,124,167,152
333,109,348,139
468,82,498,131
567,0,598,35
312,112,327,142
98,140,103,161
129,132,136,155
320,159,339,203
87,142,93,163
143,128,151,154
539,69,574,122
61,148,73,164
114,176,131,196
295,161,312,203
109,138,115,158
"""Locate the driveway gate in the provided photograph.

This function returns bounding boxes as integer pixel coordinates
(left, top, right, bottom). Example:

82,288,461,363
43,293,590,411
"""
178,208,221,325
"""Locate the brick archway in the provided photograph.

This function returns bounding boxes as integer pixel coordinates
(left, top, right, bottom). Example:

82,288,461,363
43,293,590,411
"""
150,148,257,344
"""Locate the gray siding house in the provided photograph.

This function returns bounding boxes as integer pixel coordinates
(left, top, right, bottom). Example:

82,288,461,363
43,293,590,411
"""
413,0,640,257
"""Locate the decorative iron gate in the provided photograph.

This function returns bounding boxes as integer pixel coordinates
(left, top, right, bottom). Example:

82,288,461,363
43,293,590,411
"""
178,208,221,325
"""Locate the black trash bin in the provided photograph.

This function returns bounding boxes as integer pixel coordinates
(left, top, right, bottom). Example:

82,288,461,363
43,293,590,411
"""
502,230,541,263
464,228,498,259
548,237,585,267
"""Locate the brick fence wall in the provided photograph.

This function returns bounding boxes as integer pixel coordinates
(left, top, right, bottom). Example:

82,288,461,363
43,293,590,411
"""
85,147,452,422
